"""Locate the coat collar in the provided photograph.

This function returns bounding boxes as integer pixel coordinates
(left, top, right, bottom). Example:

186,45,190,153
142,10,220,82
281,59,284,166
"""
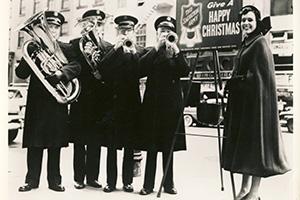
243,32,262,47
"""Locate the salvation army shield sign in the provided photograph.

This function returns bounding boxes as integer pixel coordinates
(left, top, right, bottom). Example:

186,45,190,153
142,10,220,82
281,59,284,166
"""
177,0,242,51
181,2,202,29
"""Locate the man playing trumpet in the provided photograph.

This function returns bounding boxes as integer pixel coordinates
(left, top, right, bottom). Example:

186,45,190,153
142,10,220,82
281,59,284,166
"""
98,14,146,193
137,16,190,195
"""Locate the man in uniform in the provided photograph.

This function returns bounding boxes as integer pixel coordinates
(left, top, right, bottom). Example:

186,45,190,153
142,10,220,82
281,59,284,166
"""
69,9,113,189
138,16,190,195
17,11,81,192
98,15,145,193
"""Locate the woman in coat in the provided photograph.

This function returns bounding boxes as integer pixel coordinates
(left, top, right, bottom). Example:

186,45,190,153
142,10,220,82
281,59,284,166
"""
222,6,290,200
138,16,190,195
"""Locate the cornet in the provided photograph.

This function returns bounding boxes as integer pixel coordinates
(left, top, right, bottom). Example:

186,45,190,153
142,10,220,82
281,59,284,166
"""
166,32,178,43
123,38,134,48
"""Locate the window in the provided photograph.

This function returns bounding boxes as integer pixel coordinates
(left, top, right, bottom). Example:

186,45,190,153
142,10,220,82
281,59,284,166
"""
60,22,69,36
94,0,104,6
271,0,293,16
61,0,70,10
136,24,146,47
19,0,25,16
47,0,55,10
17,32,24,48
33,0,41,14
77,0,88,9
137,0,145,6
117,0,127,8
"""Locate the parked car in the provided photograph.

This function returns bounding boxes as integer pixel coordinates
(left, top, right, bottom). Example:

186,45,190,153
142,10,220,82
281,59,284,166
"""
183,106,197,127
279,106,293,133
183,91,227,127
8,85,28,144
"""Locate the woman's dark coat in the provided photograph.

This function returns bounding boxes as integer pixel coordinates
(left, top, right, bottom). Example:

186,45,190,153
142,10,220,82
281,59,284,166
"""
15,41,81,148
69,38,114,145
137,47,190,152
222,33,290,177
99,46,146,148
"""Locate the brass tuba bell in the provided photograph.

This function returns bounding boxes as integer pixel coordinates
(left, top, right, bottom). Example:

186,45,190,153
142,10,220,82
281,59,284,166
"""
18,11,81,104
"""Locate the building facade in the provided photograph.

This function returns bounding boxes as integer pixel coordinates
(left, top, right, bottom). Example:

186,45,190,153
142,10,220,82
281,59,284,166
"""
8,0,293,89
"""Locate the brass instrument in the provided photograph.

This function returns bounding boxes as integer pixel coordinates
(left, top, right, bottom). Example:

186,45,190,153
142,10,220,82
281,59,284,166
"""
123,38,134,48
77,17,104,80
19,11,80,104
166,32,178,43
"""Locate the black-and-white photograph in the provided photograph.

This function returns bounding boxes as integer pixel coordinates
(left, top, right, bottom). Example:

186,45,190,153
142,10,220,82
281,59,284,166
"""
4,0,298,199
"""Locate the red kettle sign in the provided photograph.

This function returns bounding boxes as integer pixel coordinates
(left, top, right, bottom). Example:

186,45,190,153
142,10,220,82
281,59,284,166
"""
176,0,242,51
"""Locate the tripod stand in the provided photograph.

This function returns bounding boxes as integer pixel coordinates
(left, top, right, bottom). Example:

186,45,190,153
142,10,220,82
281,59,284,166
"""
156,50,236,199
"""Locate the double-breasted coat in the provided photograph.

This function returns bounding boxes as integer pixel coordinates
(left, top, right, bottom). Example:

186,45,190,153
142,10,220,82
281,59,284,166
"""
137,47,190,152
221,33,290,177
99,46,146,148
15,41,81,148
69,38,114,145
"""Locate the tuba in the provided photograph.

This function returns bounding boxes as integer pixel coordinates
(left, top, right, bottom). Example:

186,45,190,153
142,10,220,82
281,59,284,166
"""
77,17,104,80
18,11,80,104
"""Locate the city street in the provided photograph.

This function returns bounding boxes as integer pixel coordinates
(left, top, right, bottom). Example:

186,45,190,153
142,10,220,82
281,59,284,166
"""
8,127,293,200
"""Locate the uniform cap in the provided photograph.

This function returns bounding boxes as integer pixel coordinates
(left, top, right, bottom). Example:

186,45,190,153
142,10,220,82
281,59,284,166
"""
114,15,138,29
45,11,65,26
82,9,105,21
154,16,176,32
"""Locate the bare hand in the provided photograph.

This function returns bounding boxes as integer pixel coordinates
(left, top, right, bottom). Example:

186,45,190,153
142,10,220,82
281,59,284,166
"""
155,33,167,51
93,70,102,80
114,35,126,50
84,41,96,55
165,41,180,56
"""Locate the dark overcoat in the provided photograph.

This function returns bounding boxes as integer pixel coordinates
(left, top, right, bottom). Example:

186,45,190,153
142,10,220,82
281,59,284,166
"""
222,33,290,177
15,41,81,148
69,38,114,145
99,46,146,148
137,47,190,152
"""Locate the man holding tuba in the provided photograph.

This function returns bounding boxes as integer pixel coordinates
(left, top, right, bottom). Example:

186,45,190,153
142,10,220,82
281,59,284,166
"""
137,16,190,195
16,11,81,192
97,15,146,193
69,9,114,190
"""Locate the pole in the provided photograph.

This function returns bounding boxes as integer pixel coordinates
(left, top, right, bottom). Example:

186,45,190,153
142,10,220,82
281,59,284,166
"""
230,172,236,199
212,50,224,191
157,51,200,198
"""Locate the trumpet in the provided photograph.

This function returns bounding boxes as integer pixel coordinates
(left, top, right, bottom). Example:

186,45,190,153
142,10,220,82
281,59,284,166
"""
166,32,178,43
123,38,134,48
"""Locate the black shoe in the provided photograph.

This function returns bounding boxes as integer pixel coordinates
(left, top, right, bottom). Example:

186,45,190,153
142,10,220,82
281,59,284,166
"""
103,185,115,193
139,188,153,195
18,183,38,192
87,180,102,188
123,184,134,192
49,184,65,192
74,181,85,189
164,187,177,194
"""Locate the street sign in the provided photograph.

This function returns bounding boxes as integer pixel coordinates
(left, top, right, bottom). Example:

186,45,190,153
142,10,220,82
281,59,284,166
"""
176,0,242,51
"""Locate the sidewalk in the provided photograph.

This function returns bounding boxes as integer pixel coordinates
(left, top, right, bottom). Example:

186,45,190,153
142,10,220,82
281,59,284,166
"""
8,127,294,200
